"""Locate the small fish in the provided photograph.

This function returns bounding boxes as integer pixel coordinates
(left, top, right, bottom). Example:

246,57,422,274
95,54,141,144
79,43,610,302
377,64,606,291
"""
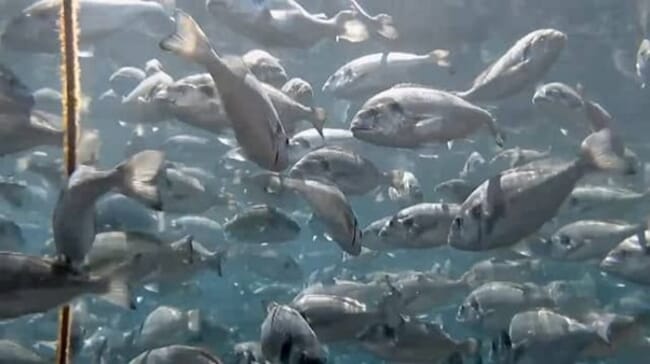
456,28,567,102
224,204,300,244
53,150,164,265
637,39,650,89
160,10,289,172
242,49,288,88
0,252,133,319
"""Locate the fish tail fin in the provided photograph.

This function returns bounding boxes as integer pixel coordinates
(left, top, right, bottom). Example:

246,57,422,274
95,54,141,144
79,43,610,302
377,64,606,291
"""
186,308,202,335
579,128,627,172
99,270,135,310
427,49,452,69
76,128,101,167
116,150,165,210
310,107,327,138
373,13,399,40
160,10,212,63
334,11,369,43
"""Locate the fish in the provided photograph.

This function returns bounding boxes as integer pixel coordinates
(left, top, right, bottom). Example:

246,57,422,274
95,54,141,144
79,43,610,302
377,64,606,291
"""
223,204,300,244
160,10,290,172
449,128,628,251
460,258,544,288
128,345,223,364
0,111,62,156
456,281,556,334
456,28,567,102
281,78,314,107
0,63,34,114
219,245,303,283
350,85,504,148
242,49,289,88
364,203,461,250
357,316,480,364
53,150,164,265
322,50,451,101
533,220,645,262
280,176,363,256
288,146,408,196
206,0,369,49
600,230,650,285
1,0,175,54
152,74,232,134
156,163,231,214
260,302,326,364
109,66,147,97
130,306,202,352
0,251,132,319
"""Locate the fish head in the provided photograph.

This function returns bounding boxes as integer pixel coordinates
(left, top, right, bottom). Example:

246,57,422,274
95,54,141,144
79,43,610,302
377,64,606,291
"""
547,233,584,260
282,78,314,106
532,82,584,111
322,66,354,95
601,237,650,283
0,9,59,53
524,29,567,63
360,217,391,250
350,100,403,140
0,64,34,113
456,295,483,324
448,201,485,251
377,214,411,242
245,55,288,88
154,82,214,110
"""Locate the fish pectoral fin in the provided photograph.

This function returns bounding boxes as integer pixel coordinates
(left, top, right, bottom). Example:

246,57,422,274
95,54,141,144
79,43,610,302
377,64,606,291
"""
413,116,445,134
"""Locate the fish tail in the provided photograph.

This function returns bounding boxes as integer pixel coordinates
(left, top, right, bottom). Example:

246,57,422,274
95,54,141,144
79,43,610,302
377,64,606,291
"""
160,10,212,63
427,49,453,70
98,270,135,310
333,10,369,43
115,150,165,210
310,107,327,138
579,128,627,172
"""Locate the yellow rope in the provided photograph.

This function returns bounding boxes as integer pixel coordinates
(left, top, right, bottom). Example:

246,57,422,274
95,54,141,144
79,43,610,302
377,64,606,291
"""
57,0,80,362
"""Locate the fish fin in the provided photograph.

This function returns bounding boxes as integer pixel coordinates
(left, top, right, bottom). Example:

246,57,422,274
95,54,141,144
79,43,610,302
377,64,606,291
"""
116,150,165,210
144,283,160,293
207,249,225,276
310,107,327,138
186,309,202,334
580,128,627,172
334,11,369,43
100,271,135,310
160,10,212,63
171,235,194,264
428,49,452,68
224,147,248,162
76,128,101,167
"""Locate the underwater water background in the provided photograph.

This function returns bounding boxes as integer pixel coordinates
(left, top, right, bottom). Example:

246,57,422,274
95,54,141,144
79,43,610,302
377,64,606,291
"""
1,0,650,363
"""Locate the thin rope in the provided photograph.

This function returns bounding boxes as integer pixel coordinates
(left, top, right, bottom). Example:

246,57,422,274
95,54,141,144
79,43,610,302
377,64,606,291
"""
56,0,80,362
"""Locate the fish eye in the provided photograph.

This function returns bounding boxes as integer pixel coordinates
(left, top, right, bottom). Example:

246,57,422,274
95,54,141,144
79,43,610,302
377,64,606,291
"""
568,197,578,206
401,217,414,228
381,324,396,339
453,217,463,228
559,235,571,246
343,68,353,78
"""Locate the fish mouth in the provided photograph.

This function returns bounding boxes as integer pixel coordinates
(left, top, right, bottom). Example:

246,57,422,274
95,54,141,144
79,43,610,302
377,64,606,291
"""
349,122,372,134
